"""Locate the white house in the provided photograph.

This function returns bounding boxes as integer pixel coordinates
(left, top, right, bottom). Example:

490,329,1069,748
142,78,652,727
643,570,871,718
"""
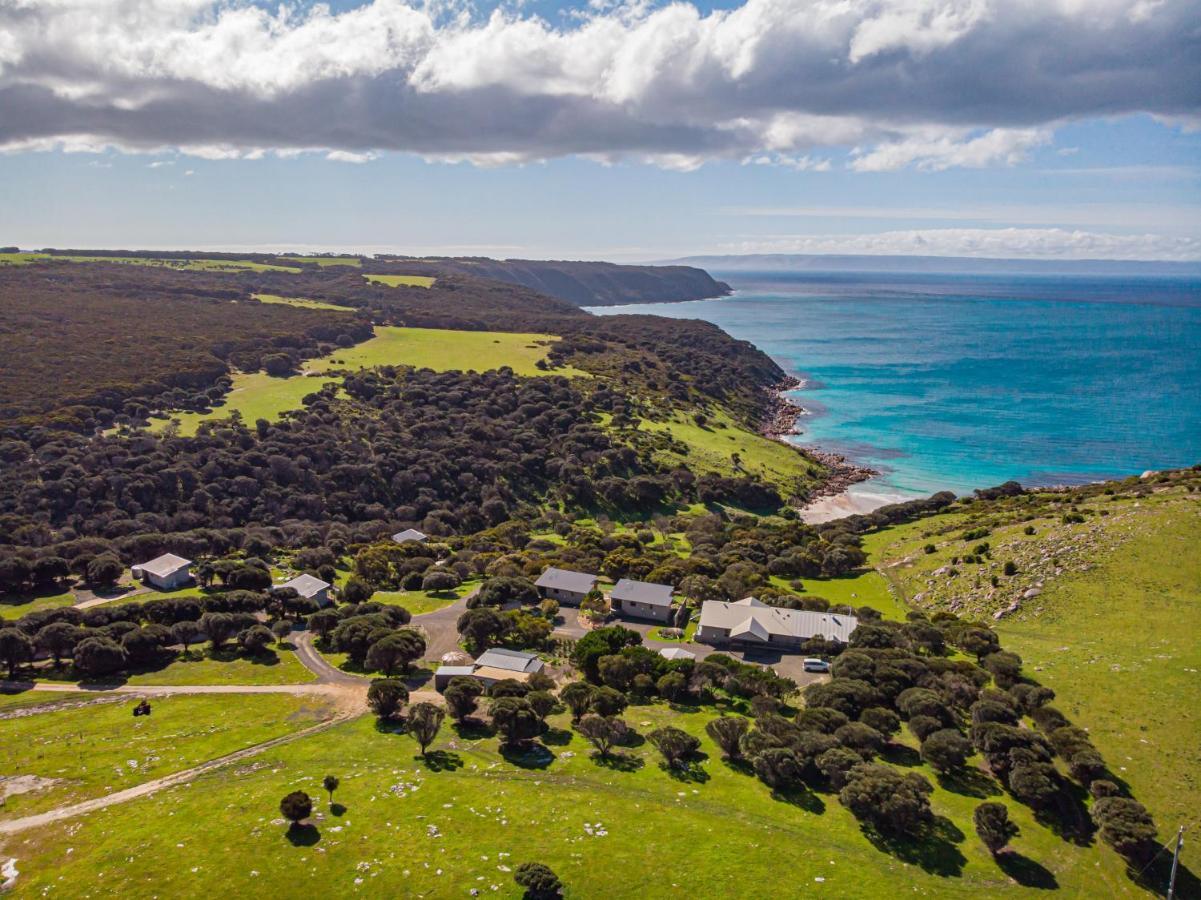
534,568,599,607
131,553,193,591
610,578,675,623
392,529,428,544
696,598,858,650
276,573,332,607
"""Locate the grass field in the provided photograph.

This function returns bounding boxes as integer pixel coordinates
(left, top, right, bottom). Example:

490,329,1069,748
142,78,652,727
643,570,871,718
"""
0,702,1142,898
120,646,317,686
373,579,481,615
152,327,579,435
863,487,1201,874
0,588,75,621
0,693,332,822
636,409,823,499
0,253,301,273
363,273,436,288
251,293,354,312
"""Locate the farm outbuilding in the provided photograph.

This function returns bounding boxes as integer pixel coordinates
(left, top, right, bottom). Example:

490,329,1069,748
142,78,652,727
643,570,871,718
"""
130,553,193,591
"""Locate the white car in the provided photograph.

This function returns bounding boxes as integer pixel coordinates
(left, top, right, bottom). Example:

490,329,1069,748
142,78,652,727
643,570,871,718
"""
803,658,830,673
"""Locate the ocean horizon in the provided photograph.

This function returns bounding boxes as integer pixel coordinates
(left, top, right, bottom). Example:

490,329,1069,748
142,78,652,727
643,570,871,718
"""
589,270,1201,498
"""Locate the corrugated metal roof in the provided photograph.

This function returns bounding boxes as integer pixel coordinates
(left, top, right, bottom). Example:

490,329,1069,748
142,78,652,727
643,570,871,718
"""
611,578,674,607
133,553,192,578
698,600,859,643
475,647,545,673
279,573,331,597
535,567,598,595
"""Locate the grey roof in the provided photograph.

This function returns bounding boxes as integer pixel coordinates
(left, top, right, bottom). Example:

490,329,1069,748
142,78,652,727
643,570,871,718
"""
133,553,192,578
435,665,476,678
698,600,859,643
611,578,674,607
392,528,428,543
535,567,598,594
474,647,545,674
658,647,696,661
278,573,331,598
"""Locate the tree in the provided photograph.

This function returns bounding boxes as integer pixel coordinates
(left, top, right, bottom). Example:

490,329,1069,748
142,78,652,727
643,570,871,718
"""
816,747,863,790
367,678,409,720
72,636,127,677
31,556,70,587
490,697,542,747
513,861,562,900
571,626,641,682
238,624,275,655
705,716,749,760
457,607,505,653
271,619,293,643
366,630,425,676
559,681,596,720
198,612,236,650
1092,797,1158,862
279,791,312,828
576,714,627,758
796,707,849,735
656,671,688,702
974,802,1018,855
421,570,461,593
0,628,34,678
647,726,700,769
834,722,885,760
171,620,204,652
859,707,901,738
839,763,934,835
921,729,973,773
590,685,628,717
753,747,804,791
35,621,81,667
309,609,341,639
444,676,485,721
341,576,375,604
407,701,446,757
322,775,339,805
473,576,539,608
527,690,558,722
87,554,124,588
0,557,32,593
597,654,637,692
122,628,162,665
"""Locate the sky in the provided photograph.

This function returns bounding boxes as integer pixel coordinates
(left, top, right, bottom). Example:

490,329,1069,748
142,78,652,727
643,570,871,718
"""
1,0,1199,262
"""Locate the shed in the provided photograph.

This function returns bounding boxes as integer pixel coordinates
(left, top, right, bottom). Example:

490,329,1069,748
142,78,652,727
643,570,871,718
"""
534,567,598,606
130,553,193,591
433,665,476,691
276,573,332,607
392,529,428,544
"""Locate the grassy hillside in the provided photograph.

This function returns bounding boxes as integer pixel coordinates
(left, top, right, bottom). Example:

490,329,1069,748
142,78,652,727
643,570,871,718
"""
152,327,582,435
364,273,436,288
864,477,1201,874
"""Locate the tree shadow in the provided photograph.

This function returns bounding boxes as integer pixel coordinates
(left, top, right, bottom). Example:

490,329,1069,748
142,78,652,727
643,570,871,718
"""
285,823,320,847
329,803,347,817
541,727,573,747
451,719,493,740
663,756,709,784
862,816,967,878
620,730,646,749
1031,784,1094,847
771,785,826,814
592,751,645,772
500,742,554,769
421,750,464,772
373,718,406,735
722,757,755,777
882,744,922,768
405,667,434,689
937,768,1001,799
996,851,1059,889
1132,855,1198,896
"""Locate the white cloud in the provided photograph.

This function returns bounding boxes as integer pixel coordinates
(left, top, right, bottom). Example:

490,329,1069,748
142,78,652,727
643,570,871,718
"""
325,150,377,163
717,227,1201,261
0,0,1196,170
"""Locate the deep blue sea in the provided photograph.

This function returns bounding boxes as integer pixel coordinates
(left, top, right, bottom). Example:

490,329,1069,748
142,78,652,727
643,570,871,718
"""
589,271,1201,497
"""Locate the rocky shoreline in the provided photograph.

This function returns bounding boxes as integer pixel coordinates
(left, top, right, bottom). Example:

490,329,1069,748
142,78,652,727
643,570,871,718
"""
759,378,878,501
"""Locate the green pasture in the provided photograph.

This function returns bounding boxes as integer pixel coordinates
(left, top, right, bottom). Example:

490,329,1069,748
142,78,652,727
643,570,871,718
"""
251,293,355,312
276,256,362,267
1,703,1142,897
0,253,300,273
374,578,481,616
363,273,436,288
0,589,75,621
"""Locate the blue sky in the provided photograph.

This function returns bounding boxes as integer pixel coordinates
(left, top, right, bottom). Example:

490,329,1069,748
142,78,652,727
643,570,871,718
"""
1,0,1198,261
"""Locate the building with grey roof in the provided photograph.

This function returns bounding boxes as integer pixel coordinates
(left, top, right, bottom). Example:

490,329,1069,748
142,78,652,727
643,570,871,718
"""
696,598,858,650
534,567,598,606
131,553,193,591
392,528,428,544
276,573,332,607
434,647,546,691
611,578,676,623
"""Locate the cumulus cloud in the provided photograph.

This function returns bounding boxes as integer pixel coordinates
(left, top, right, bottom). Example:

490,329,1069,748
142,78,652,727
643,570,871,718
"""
717,227,1201,261
0,0,1197,170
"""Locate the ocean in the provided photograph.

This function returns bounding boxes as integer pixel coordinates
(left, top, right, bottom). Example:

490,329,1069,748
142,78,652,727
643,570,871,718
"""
588,271,1201,498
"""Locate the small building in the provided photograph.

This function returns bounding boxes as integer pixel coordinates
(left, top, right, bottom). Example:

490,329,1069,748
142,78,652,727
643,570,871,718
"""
275,573,332,607
434,647,547,691
611,578,675,623
392,529,428,544
534,567,598,606
658,647,696,662
696,598,858,650
131,553,193,591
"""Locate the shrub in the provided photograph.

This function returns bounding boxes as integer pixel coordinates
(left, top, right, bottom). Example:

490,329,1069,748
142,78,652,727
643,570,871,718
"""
513,861,562,900
367,678,409,719
974,801,1018,855
839,763,934,835
705,715,749,760
921,729,973,773
647,726,701,769
279,791,312,827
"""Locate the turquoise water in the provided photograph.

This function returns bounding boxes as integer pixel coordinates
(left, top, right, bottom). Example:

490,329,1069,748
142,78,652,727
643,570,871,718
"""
589,272,1201,496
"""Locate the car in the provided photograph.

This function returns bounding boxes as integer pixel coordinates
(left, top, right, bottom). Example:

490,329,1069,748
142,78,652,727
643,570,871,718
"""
803,658,830,673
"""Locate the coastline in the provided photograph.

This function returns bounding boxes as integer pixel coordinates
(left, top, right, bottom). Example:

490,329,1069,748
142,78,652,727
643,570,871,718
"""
760,378,884,519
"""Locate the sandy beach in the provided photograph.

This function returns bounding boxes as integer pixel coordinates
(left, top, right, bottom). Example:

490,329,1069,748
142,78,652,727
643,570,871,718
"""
799,480,918,524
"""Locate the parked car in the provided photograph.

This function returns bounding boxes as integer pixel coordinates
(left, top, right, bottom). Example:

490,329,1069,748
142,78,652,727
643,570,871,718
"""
803,658,830,673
